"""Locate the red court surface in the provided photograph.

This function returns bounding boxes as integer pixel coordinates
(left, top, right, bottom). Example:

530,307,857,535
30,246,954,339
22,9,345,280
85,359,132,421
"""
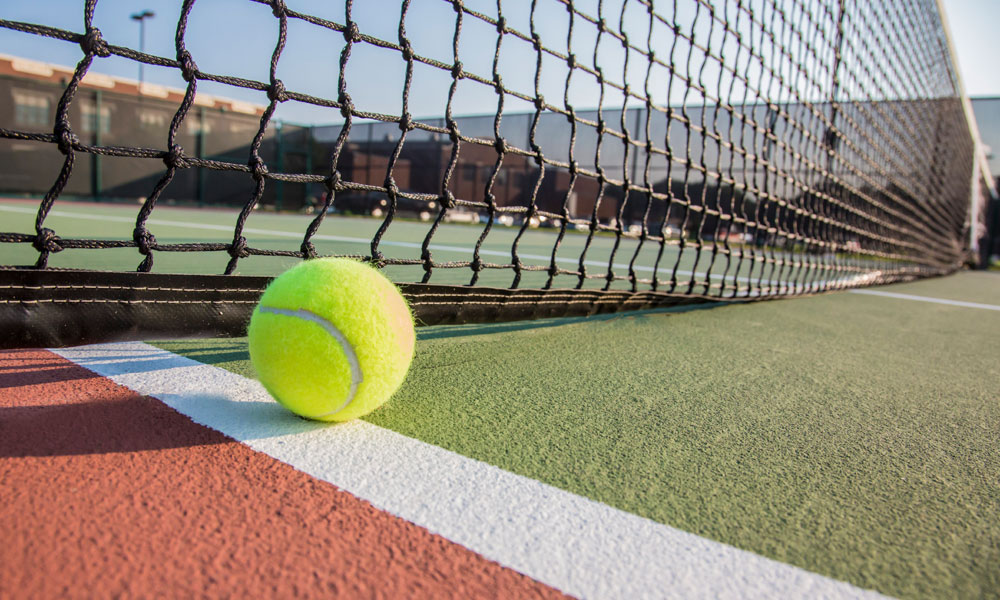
0,349,565,599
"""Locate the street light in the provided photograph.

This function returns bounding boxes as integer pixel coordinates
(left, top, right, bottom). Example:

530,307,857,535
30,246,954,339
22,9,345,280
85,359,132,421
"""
130,10,155,90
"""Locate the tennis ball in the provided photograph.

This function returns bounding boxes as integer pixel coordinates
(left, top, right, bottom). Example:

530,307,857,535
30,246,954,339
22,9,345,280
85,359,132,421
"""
248,258,415,422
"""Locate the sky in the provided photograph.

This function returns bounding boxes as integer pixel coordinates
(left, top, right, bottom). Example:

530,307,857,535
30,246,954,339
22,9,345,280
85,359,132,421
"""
940,0,1000,98
0,0,997,127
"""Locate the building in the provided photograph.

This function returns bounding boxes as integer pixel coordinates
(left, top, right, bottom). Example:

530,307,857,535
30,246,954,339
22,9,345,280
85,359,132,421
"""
970,97,1000,263
0,53,314,209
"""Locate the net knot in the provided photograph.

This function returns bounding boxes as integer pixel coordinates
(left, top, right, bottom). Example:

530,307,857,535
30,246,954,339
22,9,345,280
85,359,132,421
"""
300,240,317,259
229,236,250,259
622,84,630,98
81,27,111,58
597,18,607,33
534,94,545,110
269,0,287,18
566,53,576,69
531,33,542,50
398,112,413,131
400,41,415,62
178,50,199,82
249,157,269,179
327,171,342,190
33,228,63,254
492,73,504,93
493,137,506,153
385,177,400,197
451,61,463,79
344,21,361,43
338,93,354,119
164,144,189,169
495,17,506,34
268,79,288,103
441,190,456,209
54,123,78,155
569,160,578,175
133,227,157,255
470,256,483,272
451,0,464,13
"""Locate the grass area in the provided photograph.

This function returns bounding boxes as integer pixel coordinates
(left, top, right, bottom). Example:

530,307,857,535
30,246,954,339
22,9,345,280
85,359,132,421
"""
154,272,1000,599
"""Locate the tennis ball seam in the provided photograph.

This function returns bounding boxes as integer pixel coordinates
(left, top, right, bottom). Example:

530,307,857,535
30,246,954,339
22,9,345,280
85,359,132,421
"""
257,305,363,417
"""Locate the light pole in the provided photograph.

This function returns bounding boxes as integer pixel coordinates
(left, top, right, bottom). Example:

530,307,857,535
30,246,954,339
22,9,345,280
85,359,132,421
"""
130,10,155,90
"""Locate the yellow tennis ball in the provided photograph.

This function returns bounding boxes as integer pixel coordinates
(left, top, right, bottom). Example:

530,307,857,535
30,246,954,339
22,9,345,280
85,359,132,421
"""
248,258,415,422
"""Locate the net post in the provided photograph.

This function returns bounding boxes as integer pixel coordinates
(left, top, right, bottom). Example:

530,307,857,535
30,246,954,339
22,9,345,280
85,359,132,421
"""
934,0,997,264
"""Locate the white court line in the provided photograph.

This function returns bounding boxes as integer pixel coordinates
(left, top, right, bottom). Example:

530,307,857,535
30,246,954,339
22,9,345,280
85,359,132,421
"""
52,341,886,600
848,289,1000,311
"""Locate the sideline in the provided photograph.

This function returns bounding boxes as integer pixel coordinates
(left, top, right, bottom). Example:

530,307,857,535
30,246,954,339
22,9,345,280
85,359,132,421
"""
848,289,1000,311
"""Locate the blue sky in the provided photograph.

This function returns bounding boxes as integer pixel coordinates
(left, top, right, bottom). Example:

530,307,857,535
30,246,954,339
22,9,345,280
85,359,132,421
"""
940,0,999,97
1,0,997,126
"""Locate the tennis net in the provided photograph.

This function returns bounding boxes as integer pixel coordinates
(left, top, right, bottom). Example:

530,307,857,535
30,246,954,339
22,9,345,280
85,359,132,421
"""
0,0,987,347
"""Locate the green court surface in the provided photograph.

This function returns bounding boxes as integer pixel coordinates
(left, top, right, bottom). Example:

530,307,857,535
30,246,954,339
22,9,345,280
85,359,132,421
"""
1,200,869,292
153,271,1000,600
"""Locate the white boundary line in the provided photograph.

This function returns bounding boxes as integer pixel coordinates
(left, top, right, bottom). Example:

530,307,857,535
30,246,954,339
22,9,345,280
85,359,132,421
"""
52,341,886,600
848,289,1000,311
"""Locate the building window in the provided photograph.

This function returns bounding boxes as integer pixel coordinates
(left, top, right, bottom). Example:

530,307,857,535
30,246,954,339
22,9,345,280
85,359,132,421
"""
79,100,110,135
13,90,51,127
186,118,212,135
229,121,257,134
139,109,167,129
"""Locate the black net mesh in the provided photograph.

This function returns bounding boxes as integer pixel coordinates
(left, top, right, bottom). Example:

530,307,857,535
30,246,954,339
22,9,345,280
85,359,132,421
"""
0,0,981,331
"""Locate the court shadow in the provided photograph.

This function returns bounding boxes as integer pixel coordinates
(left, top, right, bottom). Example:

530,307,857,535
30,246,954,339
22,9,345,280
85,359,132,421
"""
160,392,337,442
0,362,104,388
0,396,240,458
2,391,338,458
2,345,346,458
174,350,249,364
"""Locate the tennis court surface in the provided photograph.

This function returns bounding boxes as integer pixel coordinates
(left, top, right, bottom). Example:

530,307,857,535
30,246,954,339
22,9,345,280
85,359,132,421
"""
3,0,1000,597
3,269,998,599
